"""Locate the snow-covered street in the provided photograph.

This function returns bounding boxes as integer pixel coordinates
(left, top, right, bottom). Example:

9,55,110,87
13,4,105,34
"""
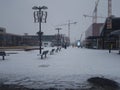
0,47,120,89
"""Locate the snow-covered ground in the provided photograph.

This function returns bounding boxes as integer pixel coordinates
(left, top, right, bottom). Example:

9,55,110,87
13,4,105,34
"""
0,47,120,89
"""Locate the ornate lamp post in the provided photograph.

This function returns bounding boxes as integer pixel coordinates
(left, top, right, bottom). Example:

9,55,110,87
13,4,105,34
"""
32,6,48,54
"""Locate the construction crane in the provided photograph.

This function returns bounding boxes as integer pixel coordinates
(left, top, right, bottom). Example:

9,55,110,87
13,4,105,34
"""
56,20,77,43
83,0,101,23
84,0,112,23
93,0,100,23
83,14,106,24
108,0,112,17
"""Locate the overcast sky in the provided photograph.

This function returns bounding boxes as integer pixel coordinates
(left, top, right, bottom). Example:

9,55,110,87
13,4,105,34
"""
0,0,120,42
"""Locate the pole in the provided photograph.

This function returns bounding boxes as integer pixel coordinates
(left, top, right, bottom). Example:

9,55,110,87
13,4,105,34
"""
32,6,48,55
55,21,77,46
108,0,112,17
68,20,70,43
119,35,120,54
39,8,42,54
57,29,60,47
56,28,62,47
80,34,83,47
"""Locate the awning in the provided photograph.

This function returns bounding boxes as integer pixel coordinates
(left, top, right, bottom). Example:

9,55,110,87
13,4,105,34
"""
110,30,120,36
86,36,102,39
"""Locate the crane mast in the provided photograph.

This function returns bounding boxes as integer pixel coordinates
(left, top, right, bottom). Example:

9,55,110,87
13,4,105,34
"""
84,0,112,23
93,0,100,23
108,0,112,17
83,0,100,24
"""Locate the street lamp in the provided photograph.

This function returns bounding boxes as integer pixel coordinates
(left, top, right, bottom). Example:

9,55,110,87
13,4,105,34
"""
32,6,48,54
55,28,62,47
32,6,48,10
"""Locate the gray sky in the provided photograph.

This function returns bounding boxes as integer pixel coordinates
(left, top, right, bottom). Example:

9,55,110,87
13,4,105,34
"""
0,0,120,42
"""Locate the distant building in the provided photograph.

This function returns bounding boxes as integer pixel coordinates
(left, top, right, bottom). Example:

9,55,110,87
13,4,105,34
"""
0,27,7,46
22,35,39,46
22,34,64,47
0,28,69,47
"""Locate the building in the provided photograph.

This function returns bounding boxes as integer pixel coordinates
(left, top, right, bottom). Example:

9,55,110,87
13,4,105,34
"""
85,16,120,49
22,35,39,46
0,27,6,46
42,35,56,47
100,17,120,49
0,28,69,47
85,23,104,48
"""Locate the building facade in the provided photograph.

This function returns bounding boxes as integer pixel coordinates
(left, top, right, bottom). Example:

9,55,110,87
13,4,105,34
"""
85,16,120,49
0,27,70,47
85,23,104,48
100,17,120,49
